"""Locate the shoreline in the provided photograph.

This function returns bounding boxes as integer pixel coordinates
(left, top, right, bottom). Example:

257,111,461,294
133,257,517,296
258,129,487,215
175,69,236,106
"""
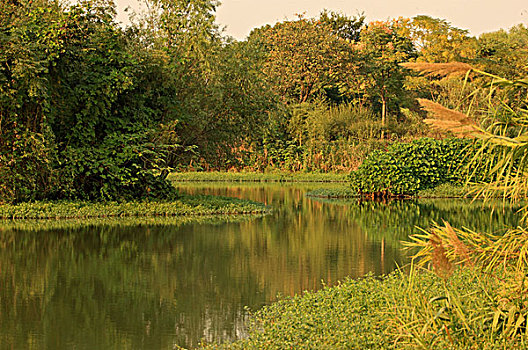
0,194,270,221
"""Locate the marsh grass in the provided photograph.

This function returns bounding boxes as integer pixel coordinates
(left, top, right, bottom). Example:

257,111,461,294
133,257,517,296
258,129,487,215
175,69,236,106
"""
0,214,265,232
169,171,348,183
0,195,269,220
396,66,528,348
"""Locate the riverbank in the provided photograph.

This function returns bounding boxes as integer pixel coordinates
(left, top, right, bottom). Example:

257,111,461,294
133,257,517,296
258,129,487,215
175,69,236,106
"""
0,213,265,231
204,268,489,349
204,266,513,350
168,171,348,183
0,194,269,220
172,172,469,199
305,183,470,199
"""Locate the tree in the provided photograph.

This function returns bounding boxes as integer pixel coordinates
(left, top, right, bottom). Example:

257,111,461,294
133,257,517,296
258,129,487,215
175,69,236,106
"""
0,0,179,202
0,0,62,201
318,9,365,42
477,24,528,78
251,15,360,104
135,0,276,169
399,15,477,63
359,19,416,129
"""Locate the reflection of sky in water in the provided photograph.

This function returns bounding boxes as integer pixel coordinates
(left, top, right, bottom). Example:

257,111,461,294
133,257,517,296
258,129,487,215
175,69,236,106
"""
0,183,519,349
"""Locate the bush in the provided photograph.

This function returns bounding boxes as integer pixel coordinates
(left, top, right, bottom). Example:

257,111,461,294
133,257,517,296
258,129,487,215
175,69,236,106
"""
349,138,474,197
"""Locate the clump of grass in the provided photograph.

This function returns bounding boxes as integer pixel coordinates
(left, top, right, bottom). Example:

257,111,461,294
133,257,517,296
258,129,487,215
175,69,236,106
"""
305,187,356,198
0,195,269,220
168,171,348,183
417,99,484,138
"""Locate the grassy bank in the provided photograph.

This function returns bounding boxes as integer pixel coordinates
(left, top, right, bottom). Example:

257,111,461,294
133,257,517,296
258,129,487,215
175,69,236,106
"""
169,171,348,183
205,271,492,350
305,183,470,199
0,195,269,220
204,268,511,350
0,214,265,231
416,183,469,198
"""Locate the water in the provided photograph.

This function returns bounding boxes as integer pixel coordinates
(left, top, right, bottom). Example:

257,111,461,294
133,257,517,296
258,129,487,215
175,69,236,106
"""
0,183,520,349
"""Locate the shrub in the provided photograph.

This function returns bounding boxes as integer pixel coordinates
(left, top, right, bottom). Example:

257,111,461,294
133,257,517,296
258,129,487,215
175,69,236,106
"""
349,138,474,197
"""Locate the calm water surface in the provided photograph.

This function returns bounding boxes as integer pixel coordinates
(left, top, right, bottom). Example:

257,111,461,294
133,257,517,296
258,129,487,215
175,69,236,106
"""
0,183,520,349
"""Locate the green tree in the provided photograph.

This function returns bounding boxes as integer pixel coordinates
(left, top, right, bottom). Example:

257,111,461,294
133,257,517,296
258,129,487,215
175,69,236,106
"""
251,15,360,104
0,0,62,201
400,15,477,63
318,9,365,42
359,19,415,129
0,0,179,202
477,24,528,78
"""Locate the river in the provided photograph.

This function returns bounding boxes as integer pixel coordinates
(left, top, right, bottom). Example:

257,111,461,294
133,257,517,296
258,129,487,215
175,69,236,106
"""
0,183,520,349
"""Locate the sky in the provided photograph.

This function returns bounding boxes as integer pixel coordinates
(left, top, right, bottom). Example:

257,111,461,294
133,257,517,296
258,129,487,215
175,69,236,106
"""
115,0,528,40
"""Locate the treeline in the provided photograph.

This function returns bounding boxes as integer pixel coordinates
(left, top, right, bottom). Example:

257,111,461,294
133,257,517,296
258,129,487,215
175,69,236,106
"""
0,0,273,202
1,0,527,202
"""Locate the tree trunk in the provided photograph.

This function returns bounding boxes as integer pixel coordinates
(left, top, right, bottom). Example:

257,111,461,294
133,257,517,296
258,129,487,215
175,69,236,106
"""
381,96,387,139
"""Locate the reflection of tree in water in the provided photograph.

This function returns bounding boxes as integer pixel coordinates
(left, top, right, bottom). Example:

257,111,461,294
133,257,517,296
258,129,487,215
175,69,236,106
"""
0,184,403,349
178,184,402,293
0,222,256,349
317,198,521,246
6,186,512,349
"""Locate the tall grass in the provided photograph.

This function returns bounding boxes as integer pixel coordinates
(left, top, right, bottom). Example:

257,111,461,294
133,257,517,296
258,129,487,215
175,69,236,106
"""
396,65,528,348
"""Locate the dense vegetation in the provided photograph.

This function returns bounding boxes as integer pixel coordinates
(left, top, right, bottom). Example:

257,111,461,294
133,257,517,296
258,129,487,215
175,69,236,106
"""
204,270,500,350
0,195,268,219
2,1,528,346
204,55,528,349
2,0,528,203
349,138,474,197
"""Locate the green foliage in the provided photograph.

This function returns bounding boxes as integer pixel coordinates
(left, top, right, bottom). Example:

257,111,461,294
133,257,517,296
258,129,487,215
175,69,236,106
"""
244,101,429,173
0,0,180,203
209,274,399,350
359,19,416,125
402,224,528,348
398,66,528,348
401,15,477,63
0,195,268,220
168,171,348,182
2,1,528,199
204,270,494,350
0,214,263,232
250,15,360,103
318,9,365,42
350,138,473,196
477,24,528,78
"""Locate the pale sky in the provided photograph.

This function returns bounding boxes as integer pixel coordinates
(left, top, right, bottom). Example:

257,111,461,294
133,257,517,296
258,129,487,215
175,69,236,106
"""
115,0,528,40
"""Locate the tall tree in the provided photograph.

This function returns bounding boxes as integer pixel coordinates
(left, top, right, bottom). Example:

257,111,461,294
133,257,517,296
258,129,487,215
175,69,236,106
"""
400,15,476,63
318,10,365,42
251,15,361,104
477,24,528,78
359,19,416,129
